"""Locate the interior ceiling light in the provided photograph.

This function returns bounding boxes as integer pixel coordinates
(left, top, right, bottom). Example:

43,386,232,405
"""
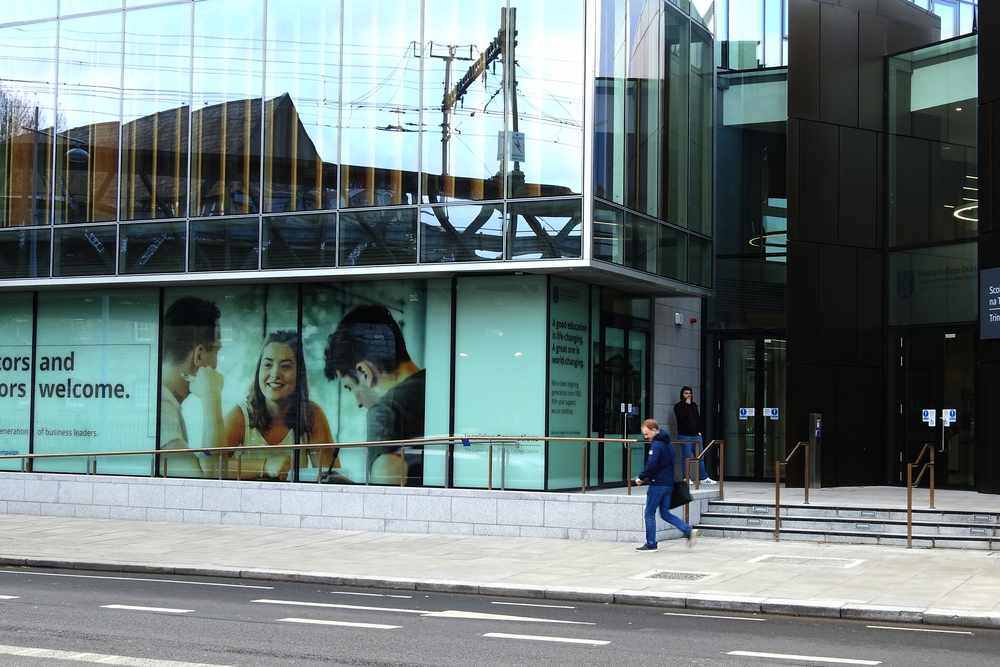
748,231,787,248
953,203,977,222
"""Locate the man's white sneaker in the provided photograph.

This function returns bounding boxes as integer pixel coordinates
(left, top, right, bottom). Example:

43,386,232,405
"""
702,478,717,485
687,528,700,548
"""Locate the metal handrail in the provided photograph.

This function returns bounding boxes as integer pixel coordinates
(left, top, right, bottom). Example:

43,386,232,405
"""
906,443,936,548
683,439,724,523
774,440,810,540
0,435,639,493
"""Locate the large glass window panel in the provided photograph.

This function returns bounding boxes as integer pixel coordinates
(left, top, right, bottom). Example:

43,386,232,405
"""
341,0,419,208
593,199,624,264
507,0,584,199
120,221,186,274
595,0,626,205
190,0,264,217
627,0,661,217
339,208,417,266
689,234,712,287
263,212,337,269
0,4,58,23
53,225,117,276
34,288,159,475
420,203,503,263
121,4,191,222
888,37,977,247
60,1,122,15
263,0,339,213
664,5,690,227
888,243,977,326
0,21,56,227
190,217,260,272
422,0,506,204
658,223,686,281
0,292,32,470
453,275,547,489
54,13,123,225
625,212,656,273
689,25,713,236
506,198,582,260
0,228,50,278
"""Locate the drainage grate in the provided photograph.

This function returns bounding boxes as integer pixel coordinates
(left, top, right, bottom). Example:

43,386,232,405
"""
643,570,713,581
746,555,864,568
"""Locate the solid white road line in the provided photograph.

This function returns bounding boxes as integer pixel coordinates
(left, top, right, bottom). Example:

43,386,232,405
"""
279,617,401,629
253,599,593,624
0,570,272,589
0,643,239,667
728,650,880,665
664,612,765,622
330,591,412,599
867,625,974,635
483,632,609,646
101,604,194,614
492,602,575,609
0,595,19,600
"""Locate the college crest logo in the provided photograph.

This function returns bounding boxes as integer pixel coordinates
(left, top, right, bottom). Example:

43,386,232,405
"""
896,270,914,300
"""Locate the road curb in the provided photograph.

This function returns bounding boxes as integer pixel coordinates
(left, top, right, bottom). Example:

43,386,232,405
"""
3,558,999,630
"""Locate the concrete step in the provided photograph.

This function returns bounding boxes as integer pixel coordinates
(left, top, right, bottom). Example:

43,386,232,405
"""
695,523,1000,549
707,500,999,525
699,511,999,537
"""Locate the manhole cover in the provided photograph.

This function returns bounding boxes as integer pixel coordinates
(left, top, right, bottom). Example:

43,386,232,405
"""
747,555,864,568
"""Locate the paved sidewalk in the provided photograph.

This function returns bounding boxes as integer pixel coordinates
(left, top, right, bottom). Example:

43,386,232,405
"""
2,499,999,630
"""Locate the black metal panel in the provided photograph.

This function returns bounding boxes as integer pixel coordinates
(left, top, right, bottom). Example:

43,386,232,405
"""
796,121,839,245
856,247,883,368
838,127,878,248
788,0,820,122
982,2,1000,106
857,11,886,132
977,362,1000,494
786,240,819,365
787,119,801,241
819,3,859,128
885,17,934,55
818,244,858,366
836,365,879,485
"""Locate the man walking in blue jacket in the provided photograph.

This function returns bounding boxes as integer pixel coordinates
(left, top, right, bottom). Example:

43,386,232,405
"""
634,418,699,552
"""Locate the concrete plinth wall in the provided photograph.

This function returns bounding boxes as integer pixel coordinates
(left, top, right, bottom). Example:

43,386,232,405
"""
0,473,712,544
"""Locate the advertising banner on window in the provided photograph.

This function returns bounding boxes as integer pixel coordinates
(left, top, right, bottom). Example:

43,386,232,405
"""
0,293,33,470
160,284,300,480
33,289,159,474
303,279,451,486
547,277,590,488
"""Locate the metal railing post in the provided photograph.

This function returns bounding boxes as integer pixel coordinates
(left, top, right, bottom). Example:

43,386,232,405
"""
364,448,369,485
626,443,632,496
804,443,810,505
907,463,913,548
929,447,935,509
581,443,587,494
488,444,493,491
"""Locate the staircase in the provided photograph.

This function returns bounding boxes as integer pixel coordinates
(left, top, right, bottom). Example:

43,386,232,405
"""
696,500,1000,549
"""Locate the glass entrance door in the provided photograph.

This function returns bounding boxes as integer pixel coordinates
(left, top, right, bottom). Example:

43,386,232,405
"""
594,326,647,486
719,336,786,479
896,328,975,488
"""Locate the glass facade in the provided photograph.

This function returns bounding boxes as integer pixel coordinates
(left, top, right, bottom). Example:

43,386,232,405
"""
888,35,977,327
593,0,712,287
0,1,603,281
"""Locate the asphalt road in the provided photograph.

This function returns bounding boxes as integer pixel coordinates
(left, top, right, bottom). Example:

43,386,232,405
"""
0,567,996,667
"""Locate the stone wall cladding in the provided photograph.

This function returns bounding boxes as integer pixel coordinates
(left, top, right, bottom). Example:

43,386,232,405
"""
0,472,713,543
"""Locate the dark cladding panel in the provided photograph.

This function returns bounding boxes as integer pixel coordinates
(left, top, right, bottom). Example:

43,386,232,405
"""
840,0,876,13
786,240,819,365
885,17,934,56
858,11,886,132
977,363,1000,494
797,121,839,245
818,245,858,366
838,127,878,248
788,0,820,121
981,107,993,234
836,365,879,486
983,2,1000,105
856,248,883,368
877,0,909,21
787,119,800,240
819,3,859,128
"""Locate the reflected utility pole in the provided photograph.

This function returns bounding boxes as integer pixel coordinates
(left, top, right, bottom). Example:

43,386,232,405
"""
428,43,474,180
